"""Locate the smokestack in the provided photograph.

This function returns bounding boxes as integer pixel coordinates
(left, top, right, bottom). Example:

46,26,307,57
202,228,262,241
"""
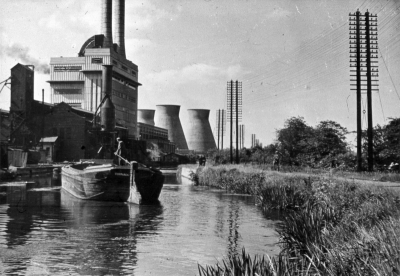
186,109,216,153
101,0,113,48
114,0,126,58
155,105,188,150
138,109,155,126
101,65,115,131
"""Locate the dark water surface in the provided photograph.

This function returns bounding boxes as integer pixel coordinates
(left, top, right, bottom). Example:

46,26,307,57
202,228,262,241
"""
0,172,280,275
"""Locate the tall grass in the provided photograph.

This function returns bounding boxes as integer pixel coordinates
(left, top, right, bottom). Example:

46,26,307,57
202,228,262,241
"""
195,165,400,276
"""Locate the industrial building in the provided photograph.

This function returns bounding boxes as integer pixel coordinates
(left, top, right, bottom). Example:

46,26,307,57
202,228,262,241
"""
1,0,154,164
137,109,176,154
0,0,219,166
48,0,139,139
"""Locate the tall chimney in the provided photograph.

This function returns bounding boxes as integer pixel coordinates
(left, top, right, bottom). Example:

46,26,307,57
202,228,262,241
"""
114,0,126,58
101,65,115,132
101,0,113,48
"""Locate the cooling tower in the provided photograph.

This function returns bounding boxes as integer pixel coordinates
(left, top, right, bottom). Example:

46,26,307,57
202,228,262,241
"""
155,105,188,150
138,109,155,126
186,109,216,153
101,0,113,48
114,0,126,58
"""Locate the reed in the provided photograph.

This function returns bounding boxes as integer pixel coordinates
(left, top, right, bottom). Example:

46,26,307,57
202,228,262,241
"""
195,165,400,276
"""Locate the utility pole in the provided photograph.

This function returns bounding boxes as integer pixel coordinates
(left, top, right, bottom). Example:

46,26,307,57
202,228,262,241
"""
235,81,239,164
217,109,220,150
215,109,226,150
41,89,45,150
242,125,245,149
230,80,233,163
227,81,242,164
221,110,224,150
349,10,378,171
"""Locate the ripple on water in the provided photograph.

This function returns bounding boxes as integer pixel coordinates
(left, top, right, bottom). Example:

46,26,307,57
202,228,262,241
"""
0,176,281,275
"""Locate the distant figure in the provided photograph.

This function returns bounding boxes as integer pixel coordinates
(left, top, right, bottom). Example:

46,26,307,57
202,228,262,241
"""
201,156,206,166
199,155,206,166
331,158,338,169
114,137,126,166
272,151,280,171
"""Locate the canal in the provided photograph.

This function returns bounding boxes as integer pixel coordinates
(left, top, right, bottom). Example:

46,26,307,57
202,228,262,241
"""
0,172,280,275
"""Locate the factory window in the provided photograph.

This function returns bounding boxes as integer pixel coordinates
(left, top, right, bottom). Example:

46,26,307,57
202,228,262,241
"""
132,71,137,77
121,65,128,71
91,58,103,64
128,96,136,103
69,103,82,108
113,60,118,66
54,89,81,95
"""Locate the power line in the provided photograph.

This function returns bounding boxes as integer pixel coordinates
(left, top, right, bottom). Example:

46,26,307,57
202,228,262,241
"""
378,47,400,102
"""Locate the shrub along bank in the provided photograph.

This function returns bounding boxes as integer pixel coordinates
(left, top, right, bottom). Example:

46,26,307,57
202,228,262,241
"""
195,165,400,276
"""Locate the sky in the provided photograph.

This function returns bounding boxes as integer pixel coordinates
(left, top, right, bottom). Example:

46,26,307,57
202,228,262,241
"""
0,0,399,148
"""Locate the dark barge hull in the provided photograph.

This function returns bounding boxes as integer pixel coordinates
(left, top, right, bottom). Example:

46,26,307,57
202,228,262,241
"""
61,162,164,203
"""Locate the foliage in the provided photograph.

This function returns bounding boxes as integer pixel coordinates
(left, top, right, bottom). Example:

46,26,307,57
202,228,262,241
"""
196,165,400,275
206,116,400,171
362,117,400,168
276,117,349,167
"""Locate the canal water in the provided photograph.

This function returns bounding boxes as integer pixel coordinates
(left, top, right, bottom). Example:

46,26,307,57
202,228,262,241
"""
0,172,281,275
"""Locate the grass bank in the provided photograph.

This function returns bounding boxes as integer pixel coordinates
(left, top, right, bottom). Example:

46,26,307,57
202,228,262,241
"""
195,165,400,276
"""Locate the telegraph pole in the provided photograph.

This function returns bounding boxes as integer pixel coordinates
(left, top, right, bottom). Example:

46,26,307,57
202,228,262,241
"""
221,110,224,150
349,10,378,171
230,80,233,163
215,109,226,150
227,80,242,164
217,109,220,150
235,81,239,164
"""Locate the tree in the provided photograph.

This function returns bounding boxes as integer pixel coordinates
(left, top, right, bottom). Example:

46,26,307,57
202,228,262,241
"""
313,120,348,158
276,117,313,165
383,118,400,161
276,117,349,167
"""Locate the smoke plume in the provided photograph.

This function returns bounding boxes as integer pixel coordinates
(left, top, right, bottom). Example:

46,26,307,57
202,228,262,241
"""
3,43,50,74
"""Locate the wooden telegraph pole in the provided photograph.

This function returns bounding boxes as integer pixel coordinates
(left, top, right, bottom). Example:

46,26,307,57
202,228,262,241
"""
349,10,378,171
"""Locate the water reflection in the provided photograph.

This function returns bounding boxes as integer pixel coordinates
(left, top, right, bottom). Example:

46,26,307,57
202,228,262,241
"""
163,171,193,185
0,172,280,275
58,190,165,275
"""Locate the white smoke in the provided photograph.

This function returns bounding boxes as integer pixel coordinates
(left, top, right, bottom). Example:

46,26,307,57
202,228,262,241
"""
2,43,50,74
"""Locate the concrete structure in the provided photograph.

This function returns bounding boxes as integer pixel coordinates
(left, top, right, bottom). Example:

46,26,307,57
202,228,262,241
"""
138,109,155,126
48,0,140,138
137,122,175,154
101,0,113,48
185,109,216,153
138,109,176,154
155,105,188,150
114,0,126,58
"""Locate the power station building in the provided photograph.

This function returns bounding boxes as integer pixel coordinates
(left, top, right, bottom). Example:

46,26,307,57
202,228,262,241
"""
137,109,176,154
48,0,139,139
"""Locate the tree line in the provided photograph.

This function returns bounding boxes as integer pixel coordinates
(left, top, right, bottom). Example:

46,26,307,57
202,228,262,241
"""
208,116,400,171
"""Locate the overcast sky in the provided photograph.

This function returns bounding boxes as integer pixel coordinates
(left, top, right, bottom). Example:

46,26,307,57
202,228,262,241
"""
1,0,399,147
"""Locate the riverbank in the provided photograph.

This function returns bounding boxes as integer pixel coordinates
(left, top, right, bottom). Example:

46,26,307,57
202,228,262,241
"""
193,164,400,275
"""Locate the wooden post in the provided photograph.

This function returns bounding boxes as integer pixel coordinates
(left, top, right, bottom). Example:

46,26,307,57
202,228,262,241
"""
128,161,141,204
